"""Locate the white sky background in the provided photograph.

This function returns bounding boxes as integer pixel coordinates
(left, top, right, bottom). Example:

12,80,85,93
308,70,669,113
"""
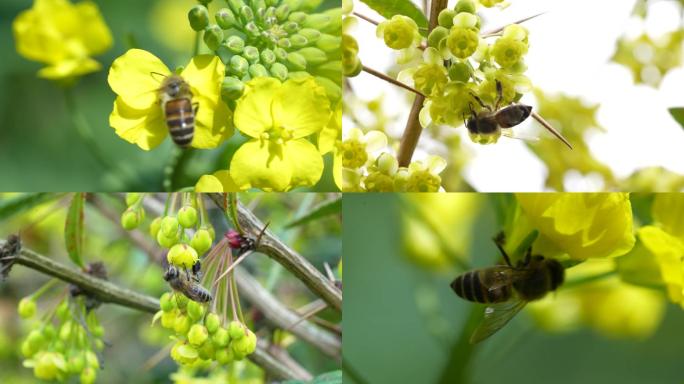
347,0,684,191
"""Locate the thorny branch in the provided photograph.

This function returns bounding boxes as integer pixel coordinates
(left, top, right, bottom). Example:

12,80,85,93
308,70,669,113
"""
0,239,309,381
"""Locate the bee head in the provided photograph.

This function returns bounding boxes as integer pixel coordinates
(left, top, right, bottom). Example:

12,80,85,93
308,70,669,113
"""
162,75,189,97
545,259,564,291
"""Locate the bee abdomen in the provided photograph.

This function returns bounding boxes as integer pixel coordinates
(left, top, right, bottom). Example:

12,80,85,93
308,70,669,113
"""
165,98,194,147
450,271,511,303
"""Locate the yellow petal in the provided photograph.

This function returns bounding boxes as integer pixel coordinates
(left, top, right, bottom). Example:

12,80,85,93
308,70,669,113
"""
13,5,67,63
517,193,635,259
652,193,684,239
108,49,170,109
234,78,279,138
333,149,344,190
109,97,167,151
638,226,684,305
192,95,234,149
181,55,224,102
74,1,113,55
37,57,101,80
273,77,331,138
195,170,240,192
319,102,341,154
230,139,292,191
283,139,324,188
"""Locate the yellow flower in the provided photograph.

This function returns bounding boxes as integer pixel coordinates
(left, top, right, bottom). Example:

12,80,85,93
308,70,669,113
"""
319,102,342,155
395,156,447,192
108,49,233,150
516,193,635,259
652,193,684,239
230,77,331,191
13,0,112,80
195,171,239,192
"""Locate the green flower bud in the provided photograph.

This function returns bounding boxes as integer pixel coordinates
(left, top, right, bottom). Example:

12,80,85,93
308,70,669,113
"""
215,347,235,364
228,321,245,340
240,5,254,22
160,292,175,312
296,47,327,65
381,15,418,50
227,0,246,14
205,313,220,334
286,52,307,70
161,216,179,237
186,300,205,321
167,243,199,269
149,217,162,238
67,351,85,374
161,310,177,329
277,37,292,49
121,207,142,230
204,24,224,51
174,314,192,335
275,3,290,21
289,11,306,23
260,49,276,66
80,367,97,384
178,206,198,228
91,324,104,338
232,329,257,355
229,55,249,76
94,339,105,351
223,36,245,55
270,62,288,81
290,34,308,48
299,28,321,42
43,324,56,340
303,13,330,29
212,327,231,348
216,8,237,29
34,352,66,380
59,321,73,342
171,342,198,365
18,297,37,318
243,46,260,63
190,229,213,255
56,300,69,321
198,0,213,5
198,340,215,360
221,76,244,102
449,60,472,82
157,229,179,248
52,340,66,353
428,26,449,49
314,76,341,100
283,21,299,34
274,47,288,61
454,0,477,14
317,34,340,53
249,63,269,78
244,22,260,37
125,193,142,206
187,324,209,346
21,340,35,358
447,26,479,59
27,329,46,351
85,350,99,369
189,5,210,31
175,292,189,309
438,9,456,28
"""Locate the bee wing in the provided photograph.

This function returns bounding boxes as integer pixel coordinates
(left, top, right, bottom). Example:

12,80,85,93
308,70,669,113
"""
501,129,540,143
479,265,522,292
469,299,527,344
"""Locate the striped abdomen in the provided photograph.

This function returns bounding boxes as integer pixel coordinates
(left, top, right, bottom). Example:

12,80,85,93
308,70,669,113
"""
164,98,194,147
450,270,511,303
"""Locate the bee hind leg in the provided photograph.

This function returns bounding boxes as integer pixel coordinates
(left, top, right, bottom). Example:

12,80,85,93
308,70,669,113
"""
469,91,490,111
192,102,199,115
495,79,503,110
493,236,514,268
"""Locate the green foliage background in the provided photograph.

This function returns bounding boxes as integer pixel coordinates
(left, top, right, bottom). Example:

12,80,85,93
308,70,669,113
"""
343,194,684,384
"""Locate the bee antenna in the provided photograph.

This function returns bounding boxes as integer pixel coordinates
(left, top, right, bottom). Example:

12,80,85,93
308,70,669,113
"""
150,71,167,83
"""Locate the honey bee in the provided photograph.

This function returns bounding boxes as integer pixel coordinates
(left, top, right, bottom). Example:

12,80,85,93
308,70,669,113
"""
465,80,572,149
158,74,196,148
163,260,212,303
450,234,564,344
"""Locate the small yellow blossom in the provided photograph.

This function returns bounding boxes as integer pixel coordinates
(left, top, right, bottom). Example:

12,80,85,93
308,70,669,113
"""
395,156,447,192
13,0,113,80
108,49,233,150
516,193,635,259
195,171,239,192
230,77,331,191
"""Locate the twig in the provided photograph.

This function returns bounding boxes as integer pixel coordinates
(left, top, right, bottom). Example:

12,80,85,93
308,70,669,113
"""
363,65,425,97
208,194,342,312
480,12,546,36
236,267,341,359
0,239,309,381
353,12,380,26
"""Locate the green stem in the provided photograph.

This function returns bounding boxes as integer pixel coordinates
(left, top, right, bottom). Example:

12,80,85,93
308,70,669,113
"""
227,193,243,234
163,147,183,192
437,305,481,384
193,31,203,56
30,278,59,300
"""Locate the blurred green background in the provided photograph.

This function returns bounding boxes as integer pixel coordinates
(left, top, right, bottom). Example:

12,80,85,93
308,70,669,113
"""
0,193,341,382
343,193,684,384
0,0,338,191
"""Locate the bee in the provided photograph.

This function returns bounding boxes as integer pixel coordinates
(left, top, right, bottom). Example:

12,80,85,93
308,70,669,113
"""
450,234,564,344
465,80,572,149
158,74,196,148
163,259,213,303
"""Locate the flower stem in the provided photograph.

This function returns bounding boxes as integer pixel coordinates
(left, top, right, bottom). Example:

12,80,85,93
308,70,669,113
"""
437,304,480,384
352,12,380,26
163,147,183,191
362,65,425,97
30,278,59,300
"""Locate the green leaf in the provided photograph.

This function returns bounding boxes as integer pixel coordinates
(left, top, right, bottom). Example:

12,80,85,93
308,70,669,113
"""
64,193,86,268
285,197,341,228
359,0,428,30
0,193,64,221
283,370,342,384
669,107,684,129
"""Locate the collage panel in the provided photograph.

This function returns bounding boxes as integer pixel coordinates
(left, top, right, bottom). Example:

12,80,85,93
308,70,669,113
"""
0,192,342,382
343,193,684,384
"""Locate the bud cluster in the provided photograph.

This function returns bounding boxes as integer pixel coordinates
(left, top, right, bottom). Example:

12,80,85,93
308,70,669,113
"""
158,292,257,367
187,0,342,104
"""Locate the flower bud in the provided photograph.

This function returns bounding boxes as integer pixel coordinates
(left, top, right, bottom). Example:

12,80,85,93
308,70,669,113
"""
167,243,199,269
277,37,292,49
260,49,276,66
244,22,260,37
18,297,37,319
223,35,245,55
161,310,177,328
205,313,221,334
212,327,231,347
67,351,85,374
160,292,176,312
299,28,321,42
27,329,46,351
43,324,56,340
175,292,189,309
288,11,306,24
221,76,244,102
303,13,330,29
296,47,327,66
216,8,237,29
198,341,215,360
149,217,162,238
275,3,290,21
178,206,198,228
438,9,456,28
249,63,269,78
215,347,235,364
186,300,205,321
187,324,209,346
290,34,308,48
449,60,472,82
189,5,210,31
270,62,288,81
203,24,224,51
34,352,66,380
243,46,260,63
121,207,142,230
239,5,254,22
283,21,299,34
157,229,179,248
85,350,99,369
318,34,340,53
80,367,96,384
228,321,245,340
174,314,192,335
125,193,142,206
286,52,307,71
428,26,449,49
198,0,213,5
454,0,477,14
161,216,179,237
171,342,198,365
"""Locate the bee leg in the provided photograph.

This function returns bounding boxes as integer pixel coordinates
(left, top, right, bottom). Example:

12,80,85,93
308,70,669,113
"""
494,79,503,110
522,245,532,266
468,91,490,111
494,239,514,268
192,102,199,115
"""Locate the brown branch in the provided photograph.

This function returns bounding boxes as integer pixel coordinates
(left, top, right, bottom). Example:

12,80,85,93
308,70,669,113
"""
363,65,425,97
353,11,380,26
